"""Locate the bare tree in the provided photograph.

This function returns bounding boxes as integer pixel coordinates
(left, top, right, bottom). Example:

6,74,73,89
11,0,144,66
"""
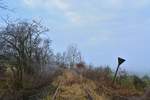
0,0,10,10
0,0,6,9
0,20,52,89
55,52,67,68
65,44,82,68
0,0,15,12
55,52,62,65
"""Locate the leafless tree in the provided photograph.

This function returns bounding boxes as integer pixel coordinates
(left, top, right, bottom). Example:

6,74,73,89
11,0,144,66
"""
0,0,14,12
65,44,82,68
55,52,62,65
0,20,52,89
0,0,9,10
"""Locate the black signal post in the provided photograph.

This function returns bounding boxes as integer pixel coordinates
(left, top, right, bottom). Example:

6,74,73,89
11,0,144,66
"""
113,57,126,84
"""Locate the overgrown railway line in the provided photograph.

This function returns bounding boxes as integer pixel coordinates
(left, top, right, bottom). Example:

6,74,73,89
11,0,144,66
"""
51,74,94,100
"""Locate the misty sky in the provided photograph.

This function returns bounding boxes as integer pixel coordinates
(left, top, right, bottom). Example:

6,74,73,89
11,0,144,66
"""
1,0,150,75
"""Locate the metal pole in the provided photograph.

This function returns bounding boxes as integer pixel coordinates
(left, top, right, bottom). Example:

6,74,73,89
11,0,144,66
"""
113,64,120,84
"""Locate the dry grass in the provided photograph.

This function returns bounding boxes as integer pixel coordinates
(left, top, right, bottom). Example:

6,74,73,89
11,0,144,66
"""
44,69,110,100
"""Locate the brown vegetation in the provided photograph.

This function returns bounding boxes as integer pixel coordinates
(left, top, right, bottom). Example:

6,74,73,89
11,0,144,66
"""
0,20,149,100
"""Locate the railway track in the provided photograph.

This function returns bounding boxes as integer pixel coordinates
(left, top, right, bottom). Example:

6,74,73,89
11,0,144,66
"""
51,79,94,100
82,86,94,100
52,80,63,100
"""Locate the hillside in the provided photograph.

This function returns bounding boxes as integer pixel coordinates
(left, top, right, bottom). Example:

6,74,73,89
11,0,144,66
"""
0,21,150,100
43,69,109,100
42,69,150,100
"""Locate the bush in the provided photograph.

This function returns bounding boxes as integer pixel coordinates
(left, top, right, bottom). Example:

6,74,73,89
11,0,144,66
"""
83,66,113,86
132,75,146,91
142,75,150,87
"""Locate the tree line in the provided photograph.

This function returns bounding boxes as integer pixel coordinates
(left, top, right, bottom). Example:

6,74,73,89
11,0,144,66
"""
0,20,83,90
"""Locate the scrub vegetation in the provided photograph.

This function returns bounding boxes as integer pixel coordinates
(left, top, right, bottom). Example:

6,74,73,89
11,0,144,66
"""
0,20,150,100
0,1,150,100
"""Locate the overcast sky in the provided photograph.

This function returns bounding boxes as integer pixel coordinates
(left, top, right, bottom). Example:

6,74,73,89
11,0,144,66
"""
1,0,150,75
